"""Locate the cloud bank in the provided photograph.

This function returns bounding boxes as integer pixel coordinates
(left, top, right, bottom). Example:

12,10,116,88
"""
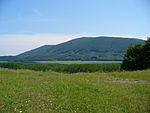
0,34,83,56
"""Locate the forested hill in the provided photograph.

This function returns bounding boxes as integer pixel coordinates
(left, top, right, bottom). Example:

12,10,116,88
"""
0,36,145,61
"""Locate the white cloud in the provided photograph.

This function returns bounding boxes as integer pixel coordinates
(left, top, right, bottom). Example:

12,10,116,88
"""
107,35,147,40
0,34,147,56
0,34,82,56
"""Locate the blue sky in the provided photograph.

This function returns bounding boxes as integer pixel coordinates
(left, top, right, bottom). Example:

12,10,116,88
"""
0,0,149,55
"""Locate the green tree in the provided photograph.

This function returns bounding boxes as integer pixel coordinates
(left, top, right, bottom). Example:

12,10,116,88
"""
121,38,150,70
121,43,144,70
142,39,150,68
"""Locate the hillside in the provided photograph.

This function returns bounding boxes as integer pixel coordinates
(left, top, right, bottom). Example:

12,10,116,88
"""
0,36,145,61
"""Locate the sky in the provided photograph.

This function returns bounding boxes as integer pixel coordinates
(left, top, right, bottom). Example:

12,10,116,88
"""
0,0,149,55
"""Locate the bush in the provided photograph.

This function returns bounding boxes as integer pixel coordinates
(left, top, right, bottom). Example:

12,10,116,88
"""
121,39,150,70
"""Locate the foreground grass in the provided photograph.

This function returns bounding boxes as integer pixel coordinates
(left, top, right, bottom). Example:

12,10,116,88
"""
0,69,150,113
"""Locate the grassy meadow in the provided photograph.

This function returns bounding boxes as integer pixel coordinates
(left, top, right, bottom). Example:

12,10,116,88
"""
0,62,121,73
0,68,150,113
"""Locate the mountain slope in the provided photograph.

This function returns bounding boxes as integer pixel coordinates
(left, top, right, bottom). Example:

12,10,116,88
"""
0,36,145,61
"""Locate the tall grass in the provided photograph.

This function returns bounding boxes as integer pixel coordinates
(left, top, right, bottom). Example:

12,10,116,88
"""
0,62,121,73
0,69,149,113
54,63,120,73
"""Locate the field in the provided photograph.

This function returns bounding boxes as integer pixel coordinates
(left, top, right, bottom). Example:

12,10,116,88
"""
0,68,150,113
0,62,121,73
35,61,122,64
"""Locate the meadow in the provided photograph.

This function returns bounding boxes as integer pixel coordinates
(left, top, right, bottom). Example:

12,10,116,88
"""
0,62,121,73
0,68,150,113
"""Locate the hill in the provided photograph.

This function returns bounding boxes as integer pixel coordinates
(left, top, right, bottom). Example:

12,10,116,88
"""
0,36,145,61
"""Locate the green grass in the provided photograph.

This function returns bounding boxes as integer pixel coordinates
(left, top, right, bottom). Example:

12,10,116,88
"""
54,63,121,73
0,61,8,63
0,69,149,113
0,62,121,73
35,61,122,64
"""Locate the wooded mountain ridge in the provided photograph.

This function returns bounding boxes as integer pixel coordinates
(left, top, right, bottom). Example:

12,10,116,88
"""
0,36,145,61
